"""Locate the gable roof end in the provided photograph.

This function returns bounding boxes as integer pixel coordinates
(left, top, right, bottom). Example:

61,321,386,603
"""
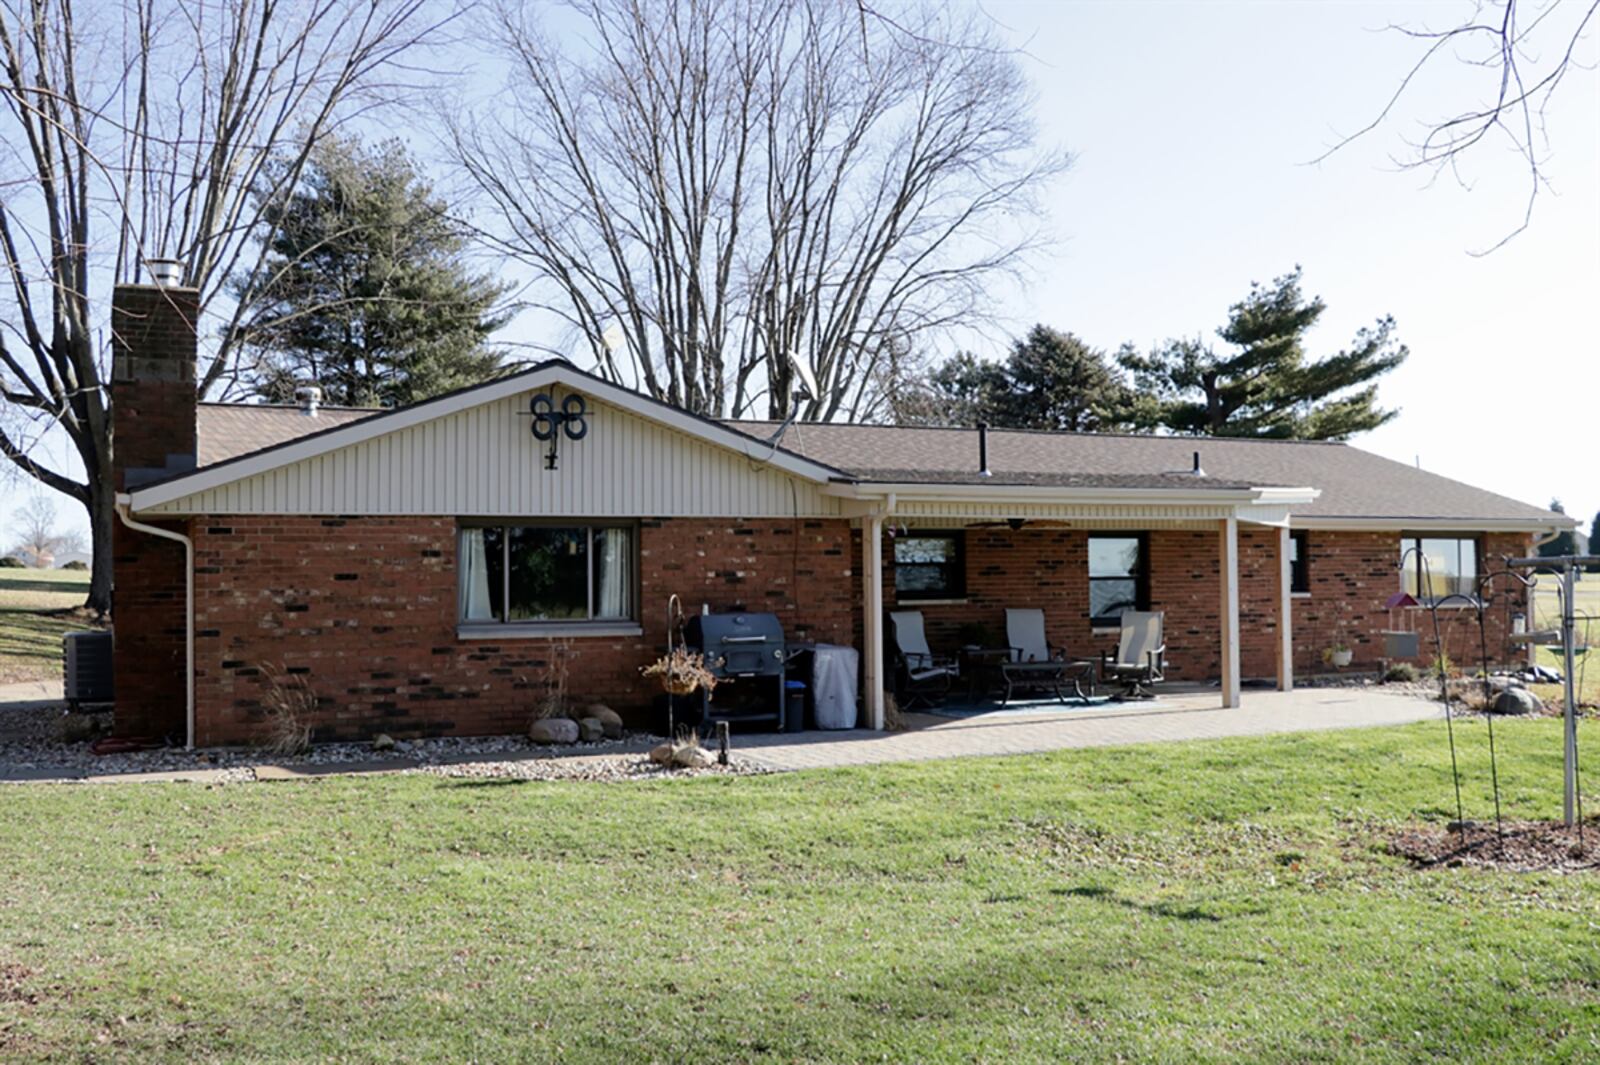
126,360,846,511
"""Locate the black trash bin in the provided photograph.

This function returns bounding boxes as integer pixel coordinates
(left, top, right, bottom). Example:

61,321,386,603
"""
784,680,807,732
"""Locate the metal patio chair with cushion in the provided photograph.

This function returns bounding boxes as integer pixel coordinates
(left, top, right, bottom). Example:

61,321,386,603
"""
1001,608,1094,705
1100,610,1166,699
888,610,958,710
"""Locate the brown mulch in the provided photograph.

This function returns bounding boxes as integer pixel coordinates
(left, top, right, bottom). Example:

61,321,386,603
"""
1388,820,1600,873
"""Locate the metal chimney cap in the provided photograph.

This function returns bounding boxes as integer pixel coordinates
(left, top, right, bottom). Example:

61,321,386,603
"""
293,383,323,416
147,258,185,287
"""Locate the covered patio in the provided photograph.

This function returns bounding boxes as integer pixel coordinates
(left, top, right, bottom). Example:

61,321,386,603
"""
735,683,1441,770
834,476,1320,730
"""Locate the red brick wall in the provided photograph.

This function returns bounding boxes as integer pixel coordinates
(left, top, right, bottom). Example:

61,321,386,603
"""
111,285,199,740
878,526,1533,686
1290,530,1532,675
189,516,855,745
877,525,1284,684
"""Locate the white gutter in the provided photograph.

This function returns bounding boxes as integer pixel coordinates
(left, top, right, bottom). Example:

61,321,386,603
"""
1291,516,1578,534
824,482,1321,507
115,498,194,750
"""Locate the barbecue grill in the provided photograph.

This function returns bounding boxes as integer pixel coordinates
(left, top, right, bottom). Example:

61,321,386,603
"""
683,611,787,730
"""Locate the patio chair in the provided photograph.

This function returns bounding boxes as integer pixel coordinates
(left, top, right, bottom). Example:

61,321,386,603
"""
1001,608,1093,704
1100,610,1166,699
888,610,958,709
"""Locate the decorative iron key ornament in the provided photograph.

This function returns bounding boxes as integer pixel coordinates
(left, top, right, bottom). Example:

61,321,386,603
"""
525,392,588,469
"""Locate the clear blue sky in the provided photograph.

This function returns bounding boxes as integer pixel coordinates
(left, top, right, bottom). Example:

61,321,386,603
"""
970,0,1598,522
6,0,1597,544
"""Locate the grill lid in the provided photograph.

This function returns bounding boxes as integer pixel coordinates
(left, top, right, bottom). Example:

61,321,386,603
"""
685,612,787,676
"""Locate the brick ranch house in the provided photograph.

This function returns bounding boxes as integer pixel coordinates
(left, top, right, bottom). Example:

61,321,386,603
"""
111,283,1572,747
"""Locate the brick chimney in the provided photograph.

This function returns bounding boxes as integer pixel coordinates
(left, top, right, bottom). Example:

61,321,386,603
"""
110,281,199,741
111,283,199,488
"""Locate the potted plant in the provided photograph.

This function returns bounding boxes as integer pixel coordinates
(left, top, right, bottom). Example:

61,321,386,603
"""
956,621,993,650
1323,643,1354,669
641,646,719,697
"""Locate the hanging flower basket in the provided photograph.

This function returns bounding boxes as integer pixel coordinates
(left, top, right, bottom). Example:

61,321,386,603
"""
642,647,719,697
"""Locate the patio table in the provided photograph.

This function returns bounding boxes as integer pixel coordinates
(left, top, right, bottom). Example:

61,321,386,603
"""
959,646,1013,700
1000,657,1096,706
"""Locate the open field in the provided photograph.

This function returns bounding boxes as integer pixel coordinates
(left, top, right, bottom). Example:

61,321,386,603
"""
2,718,1598,1062
0,568,98,685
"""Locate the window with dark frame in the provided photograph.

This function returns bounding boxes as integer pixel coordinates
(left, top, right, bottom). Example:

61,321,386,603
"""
1289,530,1310,594
1400,535,1479,603
1088,533,1149,626
893,531,966,601
458,523,636,625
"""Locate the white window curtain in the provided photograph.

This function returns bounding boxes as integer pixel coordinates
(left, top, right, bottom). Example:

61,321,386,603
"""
595,527,633,618
460,529,496,621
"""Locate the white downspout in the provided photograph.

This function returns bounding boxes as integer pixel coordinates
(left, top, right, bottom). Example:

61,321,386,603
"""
115,499,194,750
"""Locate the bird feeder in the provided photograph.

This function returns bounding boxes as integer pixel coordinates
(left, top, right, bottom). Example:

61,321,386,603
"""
1382,591,1422,660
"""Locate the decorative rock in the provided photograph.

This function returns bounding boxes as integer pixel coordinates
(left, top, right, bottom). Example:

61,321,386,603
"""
529,718,580,744
1492,688,1542,716
585,704,625,739
372,733,396,751
649,741,678,765
57,713,100,744
578,717,605,742
670,744,714,769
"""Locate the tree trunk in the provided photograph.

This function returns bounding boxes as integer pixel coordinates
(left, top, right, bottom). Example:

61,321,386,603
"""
85,483,115,617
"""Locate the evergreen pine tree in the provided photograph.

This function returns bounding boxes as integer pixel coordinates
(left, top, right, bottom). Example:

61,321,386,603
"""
985,326,1135,432
1119,267,1407,440
234,137,510,408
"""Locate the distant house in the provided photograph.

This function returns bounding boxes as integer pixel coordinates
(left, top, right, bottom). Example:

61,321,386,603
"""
12,545,53,568
109,282,1576,748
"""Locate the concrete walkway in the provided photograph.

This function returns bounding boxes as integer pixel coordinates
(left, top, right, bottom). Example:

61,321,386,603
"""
732,687,1442,771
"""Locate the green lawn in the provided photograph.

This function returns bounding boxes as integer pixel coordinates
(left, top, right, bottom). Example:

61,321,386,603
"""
0,568,97,684
2,719,1599,1061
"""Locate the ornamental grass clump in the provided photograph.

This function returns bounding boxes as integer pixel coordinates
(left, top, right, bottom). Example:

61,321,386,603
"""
641,647,719,697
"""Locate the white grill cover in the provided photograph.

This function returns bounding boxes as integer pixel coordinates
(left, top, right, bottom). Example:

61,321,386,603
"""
811,643,859,730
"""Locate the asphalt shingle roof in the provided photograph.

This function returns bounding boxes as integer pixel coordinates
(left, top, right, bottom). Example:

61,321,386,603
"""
724,421,1559,524
196,403,379,466
190,400,1559,526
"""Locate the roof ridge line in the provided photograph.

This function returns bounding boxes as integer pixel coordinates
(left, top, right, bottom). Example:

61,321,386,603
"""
720,419,1352,446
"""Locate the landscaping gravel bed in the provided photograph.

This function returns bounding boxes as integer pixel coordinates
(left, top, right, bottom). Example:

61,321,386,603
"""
0,702,767,784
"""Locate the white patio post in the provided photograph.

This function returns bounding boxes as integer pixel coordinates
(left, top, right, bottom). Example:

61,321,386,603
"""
863,514,886,730
1220,515,1241,708
1277,524,1294,692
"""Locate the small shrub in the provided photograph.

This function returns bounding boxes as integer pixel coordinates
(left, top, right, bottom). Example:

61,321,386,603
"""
1431,652,1454,678
258,664,315,755
61,560,87,571
1383,662,1419,684
0,556,23,568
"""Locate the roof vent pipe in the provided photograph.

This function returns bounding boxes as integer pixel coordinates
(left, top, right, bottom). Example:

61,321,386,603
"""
977,422,992,478
1192,450,1206,477
294,383,322,417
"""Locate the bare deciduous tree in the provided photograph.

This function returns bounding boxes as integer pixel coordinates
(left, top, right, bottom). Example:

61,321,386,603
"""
9,493,61,566
0,0,448,613
453,0,1064,421
1318,0,1598,252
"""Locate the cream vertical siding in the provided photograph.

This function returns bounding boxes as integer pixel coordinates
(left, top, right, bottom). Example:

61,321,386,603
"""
146,390,842,518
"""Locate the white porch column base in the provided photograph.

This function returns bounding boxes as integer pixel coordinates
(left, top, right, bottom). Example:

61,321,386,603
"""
1220,515,1241,708
1277,524,1294,692
863,515,886,730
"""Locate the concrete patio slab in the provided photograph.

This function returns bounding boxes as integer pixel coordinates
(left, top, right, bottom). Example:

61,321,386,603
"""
731,687,1442,771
